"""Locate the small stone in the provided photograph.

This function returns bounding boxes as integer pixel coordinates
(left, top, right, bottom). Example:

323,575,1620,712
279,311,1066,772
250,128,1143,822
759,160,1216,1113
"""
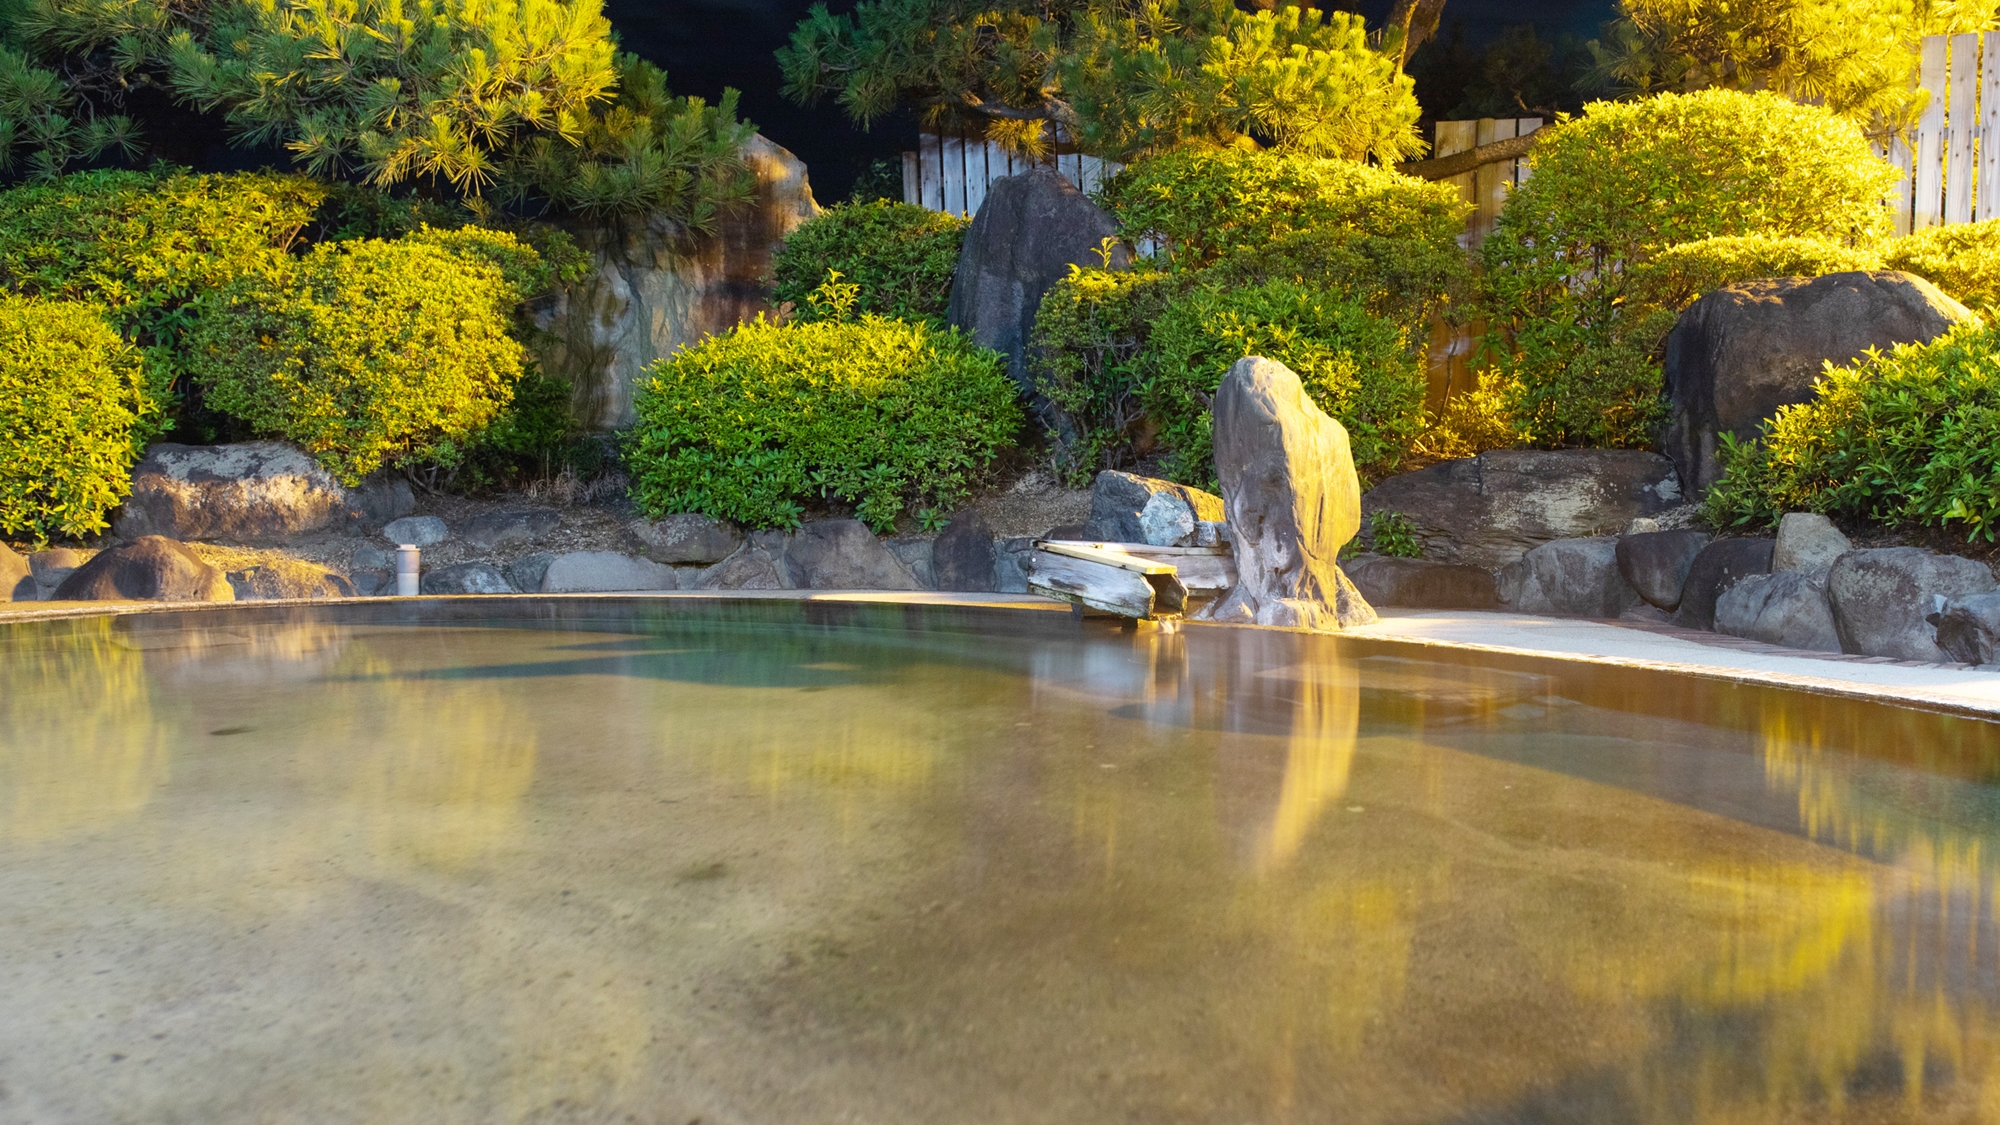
229,560,355,600
52,537,235,602
1930,592,2000,665
459,509,560,550
350,569,391,596
1625,518,1662,535
1771,512,1852,573
1828,547,1997,660
994,537,1035,594
630,514,744,566
886,538,936,589
782,520,919,590
1673,538,1775,631
693,548,787,590
506,553,556,594
1083,471,1225,544
420,563,514,595
539,551,677,593
1138,491,1197,547
1195,520,1226,548
27,548,84,578
381,516,448,547
351,545,392,572
1615,530,1710,611
1343,554,1498,609
1715,569,1841,652
1496,537,1643,617
0,541,29,601
933,511,998,591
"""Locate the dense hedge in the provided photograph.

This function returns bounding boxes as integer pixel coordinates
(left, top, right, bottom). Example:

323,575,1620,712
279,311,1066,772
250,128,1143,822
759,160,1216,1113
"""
1886,220,2000,310
0,169,324,422
1099,147,1467,267
1482,90,1899,448
1141,280,1421,484
1707,320,2000,539
770,201,969,325
0,296,149,540
187,230,536,484
628,315,1019,531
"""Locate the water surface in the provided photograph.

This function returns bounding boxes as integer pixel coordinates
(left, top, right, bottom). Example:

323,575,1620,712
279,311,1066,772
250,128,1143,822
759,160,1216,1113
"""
2,599,1997,1124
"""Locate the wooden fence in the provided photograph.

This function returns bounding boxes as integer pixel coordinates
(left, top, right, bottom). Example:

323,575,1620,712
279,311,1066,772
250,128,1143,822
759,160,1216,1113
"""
1431,117,1543,249
1884,32,2000,233
901,134,1121,216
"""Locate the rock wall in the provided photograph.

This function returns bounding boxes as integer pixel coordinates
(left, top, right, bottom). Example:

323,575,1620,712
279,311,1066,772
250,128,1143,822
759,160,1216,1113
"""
533,134,820,429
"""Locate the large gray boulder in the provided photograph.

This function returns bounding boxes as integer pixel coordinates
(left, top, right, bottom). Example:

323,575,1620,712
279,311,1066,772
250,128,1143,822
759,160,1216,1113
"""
1343,554,1498,609
540,551,677,592
1081,471,1225,544
0,541,28,601
1195,357,1375,630
947,167,1127,394
116,442,352,544
420,563,514,595
782,520,920,590
1361,450,1683,570
1715,570,1841,652
1674,538,1774,631
630,514,743,566
1771,512,1852,573
1930,592,2000,665
1497,537,1644,618
1663,272,1970,495
52,536,234,602
1828,547,1996,661
994,537,1035,594
932,510,997,591
1615,530,1710,611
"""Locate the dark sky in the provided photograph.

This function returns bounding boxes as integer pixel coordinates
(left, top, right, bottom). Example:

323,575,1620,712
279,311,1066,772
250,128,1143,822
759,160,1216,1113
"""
599,0,1619,201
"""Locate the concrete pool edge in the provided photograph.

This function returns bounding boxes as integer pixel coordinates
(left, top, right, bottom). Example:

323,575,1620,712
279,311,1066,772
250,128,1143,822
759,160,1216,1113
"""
4,591,1998,722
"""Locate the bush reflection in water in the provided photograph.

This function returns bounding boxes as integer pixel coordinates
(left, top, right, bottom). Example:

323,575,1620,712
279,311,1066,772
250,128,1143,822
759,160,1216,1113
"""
1,605,1999,1120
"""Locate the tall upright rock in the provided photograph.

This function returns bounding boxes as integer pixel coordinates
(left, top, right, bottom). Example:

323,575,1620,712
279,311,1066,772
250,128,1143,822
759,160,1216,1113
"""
534,134,820,429
946,167,1127,395
1197,357,1376,630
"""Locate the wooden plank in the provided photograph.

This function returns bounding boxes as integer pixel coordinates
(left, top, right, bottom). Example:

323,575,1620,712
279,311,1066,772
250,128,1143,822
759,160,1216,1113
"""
939,135,965,215
1887,136,1916,235
1035,541,1180,575
1471,118,1519,249
1163,553,1235,593
918,133,943,211
901,151,919,206
1915,35,1949,229
1434,120,1479,250
1948,32,1979,224
1512,118,1541,185
1981,33,2000,221
963,136,991,219
1028,552,1163,618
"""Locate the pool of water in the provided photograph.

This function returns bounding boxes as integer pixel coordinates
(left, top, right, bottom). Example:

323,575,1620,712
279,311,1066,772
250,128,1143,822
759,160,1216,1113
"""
2,598,1999,1124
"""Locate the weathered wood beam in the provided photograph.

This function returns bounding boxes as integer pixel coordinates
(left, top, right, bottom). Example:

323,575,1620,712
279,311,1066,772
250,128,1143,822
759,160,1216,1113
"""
1397,132,1538,182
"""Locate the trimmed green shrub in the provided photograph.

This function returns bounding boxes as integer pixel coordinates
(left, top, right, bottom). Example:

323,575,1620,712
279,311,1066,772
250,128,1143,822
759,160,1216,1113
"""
1624,236,1886,324
0,168,325,423
1140,279,1423,485
1886,220,2000,310
0,295,149,540
186,232,535,484
1099,147,1468,267
628,315,1020,531
1031,266,1194,482
1482,90,1899,448
1204,226,1469,344
1706,319,2000,539
770,201,969,325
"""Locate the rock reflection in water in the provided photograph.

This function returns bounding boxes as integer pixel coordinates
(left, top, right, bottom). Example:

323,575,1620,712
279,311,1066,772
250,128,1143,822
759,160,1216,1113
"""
1,604,1999,1124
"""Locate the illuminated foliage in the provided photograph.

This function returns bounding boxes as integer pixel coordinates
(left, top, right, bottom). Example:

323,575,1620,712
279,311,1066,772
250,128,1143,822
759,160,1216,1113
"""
777,0,1424,164
0,294,148,539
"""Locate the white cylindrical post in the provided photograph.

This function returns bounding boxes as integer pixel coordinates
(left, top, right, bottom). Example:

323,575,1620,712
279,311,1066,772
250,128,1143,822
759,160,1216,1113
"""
395,545,420,596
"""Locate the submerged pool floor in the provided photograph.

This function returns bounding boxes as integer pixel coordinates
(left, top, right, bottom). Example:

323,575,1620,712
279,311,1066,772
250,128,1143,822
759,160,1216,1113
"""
2,599,1998,1124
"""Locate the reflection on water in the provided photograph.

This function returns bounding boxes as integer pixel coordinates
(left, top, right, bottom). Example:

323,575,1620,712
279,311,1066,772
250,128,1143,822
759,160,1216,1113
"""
1,602,1999,1124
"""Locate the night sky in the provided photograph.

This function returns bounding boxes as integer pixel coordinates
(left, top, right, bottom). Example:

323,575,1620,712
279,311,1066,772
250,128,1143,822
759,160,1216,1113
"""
601,0,1622,200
